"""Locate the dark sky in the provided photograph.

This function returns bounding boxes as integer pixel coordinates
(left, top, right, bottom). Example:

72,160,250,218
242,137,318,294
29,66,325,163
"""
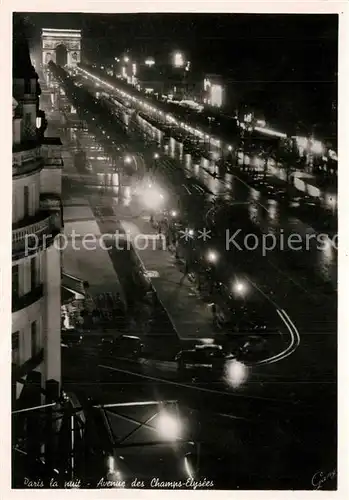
16,12,338,137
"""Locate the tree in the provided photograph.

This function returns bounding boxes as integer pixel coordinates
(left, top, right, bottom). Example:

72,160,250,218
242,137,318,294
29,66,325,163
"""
277,137,299,189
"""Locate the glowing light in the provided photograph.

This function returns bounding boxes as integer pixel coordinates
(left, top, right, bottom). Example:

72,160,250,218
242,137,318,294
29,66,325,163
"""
207,251,218,263
132,63,137,76
310,139,324,155
153,152,160,159
107,456,115,473
173,52,184,68
142,185,166,209
204,78,211,90
188,229,194,236
124,56,129,63
124,155,132,164
254,126,287,138
233,281,247,295
122,66,127,78
157,412,181,440
325,193,337,211
171,210,178,217
244,113,253,123
256,119,266,127
295,136,308,150
36,117,42,128
328,149,338,161
145,58,155,67
227,145,233,152
224,360,249,388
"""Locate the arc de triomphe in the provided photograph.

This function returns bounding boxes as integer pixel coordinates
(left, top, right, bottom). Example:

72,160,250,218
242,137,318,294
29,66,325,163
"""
42,28,81,67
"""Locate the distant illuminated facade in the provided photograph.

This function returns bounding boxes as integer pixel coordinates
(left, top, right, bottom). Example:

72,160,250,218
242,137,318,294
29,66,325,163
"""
42,28,81,67
203,76,224,108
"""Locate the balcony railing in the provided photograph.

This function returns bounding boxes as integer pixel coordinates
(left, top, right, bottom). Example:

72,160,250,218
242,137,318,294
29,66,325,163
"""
12,211,61,259
12,145,43,175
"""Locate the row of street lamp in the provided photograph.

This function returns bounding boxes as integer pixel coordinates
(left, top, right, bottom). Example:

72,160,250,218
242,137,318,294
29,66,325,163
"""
78,67,249,299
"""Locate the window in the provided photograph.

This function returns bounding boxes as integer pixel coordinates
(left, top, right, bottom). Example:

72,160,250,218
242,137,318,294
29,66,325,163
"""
24,185,29,216
12,264,19,299
31,256,37,290
31,322,38,357
12,331,20,365
23,112,34,139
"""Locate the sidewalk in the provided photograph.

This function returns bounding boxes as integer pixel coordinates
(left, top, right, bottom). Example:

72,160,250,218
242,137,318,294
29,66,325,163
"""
61,130,126,302
119,210,216,340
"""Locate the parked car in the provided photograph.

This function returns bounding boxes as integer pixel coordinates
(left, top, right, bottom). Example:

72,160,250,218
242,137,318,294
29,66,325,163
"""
111,335,144,359
61,330,83,348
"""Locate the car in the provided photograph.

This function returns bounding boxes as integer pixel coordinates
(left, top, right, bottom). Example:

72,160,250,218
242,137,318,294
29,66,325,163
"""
175,344,228,374
111,335,144,359
235,335,268,361
274,189,288,200
98,334,116,353
61,330,83,348
214,304,268,335
261,184,277,198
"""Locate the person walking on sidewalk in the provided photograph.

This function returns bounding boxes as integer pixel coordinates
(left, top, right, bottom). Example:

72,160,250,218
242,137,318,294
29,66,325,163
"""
179,260,189,286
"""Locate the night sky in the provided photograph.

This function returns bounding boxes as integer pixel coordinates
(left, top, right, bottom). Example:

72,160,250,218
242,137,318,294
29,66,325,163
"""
16,12,338,139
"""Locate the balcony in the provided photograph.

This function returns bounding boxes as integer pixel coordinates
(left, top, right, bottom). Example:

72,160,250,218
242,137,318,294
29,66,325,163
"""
12,211,61,260
12,144,43,176
12,284,44,313
41,137,63,167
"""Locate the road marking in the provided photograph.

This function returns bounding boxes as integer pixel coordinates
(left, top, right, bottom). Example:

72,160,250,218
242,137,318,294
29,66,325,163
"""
98,363,295,403
242,275,300,365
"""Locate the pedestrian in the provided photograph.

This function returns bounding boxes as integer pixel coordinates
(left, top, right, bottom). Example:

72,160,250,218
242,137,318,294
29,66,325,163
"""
179,260,189,286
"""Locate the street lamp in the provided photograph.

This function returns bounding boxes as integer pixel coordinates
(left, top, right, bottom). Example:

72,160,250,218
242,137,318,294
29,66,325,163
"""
224,360,249,388
170,210,178,217
156,411,182,440
153,152,160,159
145,58,155,67
207,250,218,264
233,280,247,295
124,155,132,164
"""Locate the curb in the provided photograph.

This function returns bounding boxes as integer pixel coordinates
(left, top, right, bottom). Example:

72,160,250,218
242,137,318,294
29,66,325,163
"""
139,357,177,372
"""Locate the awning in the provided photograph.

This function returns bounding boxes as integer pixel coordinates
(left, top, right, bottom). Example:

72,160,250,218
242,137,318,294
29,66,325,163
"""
61,285,84,303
